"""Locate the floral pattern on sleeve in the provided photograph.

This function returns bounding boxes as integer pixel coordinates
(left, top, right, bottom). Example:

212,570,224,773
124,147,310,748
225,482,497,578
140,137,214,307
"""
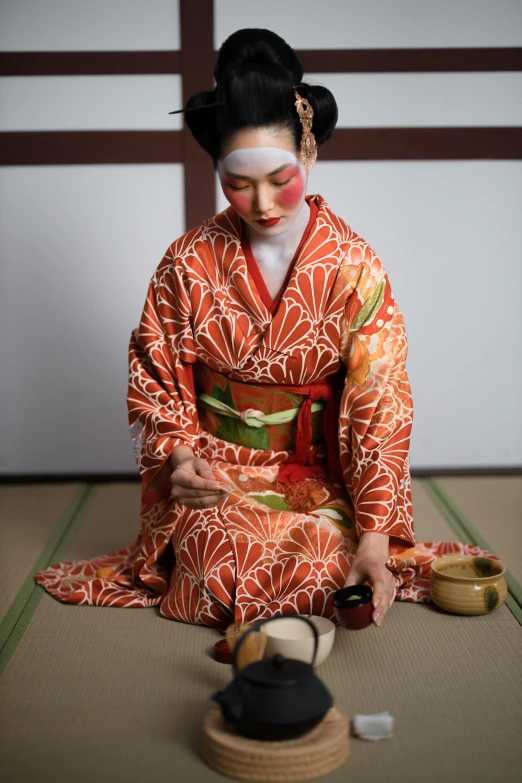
338,241,414,545
127,240,200,491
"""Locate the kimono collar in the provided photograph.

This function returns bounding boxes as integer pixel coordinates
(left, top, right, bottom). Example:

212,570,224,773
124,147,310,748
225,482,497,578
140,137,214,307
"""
214,193,336,244
203,193,351,359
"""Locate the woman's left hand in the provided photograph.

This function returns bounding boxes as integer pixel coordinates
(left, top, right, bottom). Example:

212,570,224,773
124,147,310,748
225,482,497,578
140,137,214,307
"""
344,532,396,627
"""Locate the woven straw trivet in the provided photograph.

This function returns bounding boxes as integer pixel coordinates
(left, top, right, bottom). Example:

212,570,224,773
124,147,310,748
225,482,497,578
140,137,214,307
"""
201,706,349,782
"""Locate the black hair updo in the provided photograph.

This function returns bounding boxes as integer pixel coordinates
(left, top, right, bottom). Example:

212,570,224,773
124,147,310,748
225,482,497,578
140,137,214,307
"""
183,28,338,167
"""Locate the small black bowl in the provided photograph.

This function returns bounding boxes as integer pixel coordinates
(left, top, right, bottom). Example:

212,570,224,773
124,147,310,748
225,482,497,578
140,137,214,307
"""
333,585,373,630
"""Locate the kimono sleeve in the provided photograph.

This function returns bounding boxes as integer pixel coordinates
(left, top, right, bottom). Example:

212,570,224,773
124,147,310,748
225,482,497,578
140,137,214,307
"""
127,252,199,491
338,249,415,547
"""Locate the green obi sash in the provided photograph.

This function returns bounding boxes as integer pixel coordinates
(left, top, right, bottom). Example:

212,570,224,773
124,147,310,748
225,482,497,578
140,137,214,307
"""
193,363,328,452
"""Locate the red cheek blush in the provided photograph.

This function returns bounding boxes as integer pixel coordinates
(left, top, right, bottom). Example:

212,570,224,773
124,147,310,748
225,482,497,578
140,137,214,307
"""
277,171,306,210
222,185,251,214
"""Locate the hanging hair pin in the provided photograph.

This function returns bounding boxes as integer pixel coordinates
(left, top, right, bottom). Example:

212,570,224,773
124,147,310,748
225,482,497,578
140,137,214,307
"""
294,91,317,174
168,101,224,115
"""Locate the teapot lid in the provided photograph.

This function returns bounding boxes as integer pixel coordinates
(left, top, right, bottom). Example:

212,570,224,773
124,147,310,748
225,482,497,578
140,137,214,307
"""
242,654,313,688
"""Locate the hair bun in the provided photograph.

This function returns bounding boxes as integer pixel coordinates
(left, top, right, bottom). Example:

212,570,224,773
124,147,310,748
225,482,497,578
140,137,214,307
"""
184,28,338,166
215,28,302,86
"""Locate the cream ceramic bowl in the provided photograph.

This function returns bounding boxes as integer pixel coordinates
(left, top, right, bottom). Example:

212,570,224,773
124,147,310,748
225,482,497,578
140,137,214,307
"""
261,616,335,666
430,555,507,615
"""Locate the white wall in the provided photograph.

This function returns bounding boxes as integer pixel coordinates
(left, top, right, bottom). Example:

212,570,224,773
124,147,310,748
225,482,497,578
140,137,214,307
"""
215,0,522,48
0,164,184,474
0,75,182,131
1,0,521,473
0,0,184,475
0,0,181,51
305,72,522,128
310,162,522,468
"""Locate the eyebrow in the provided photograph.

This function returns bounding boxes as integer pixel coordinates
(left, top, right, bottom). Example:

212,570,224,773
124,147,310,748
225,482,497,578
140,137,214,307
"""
224,163,292,179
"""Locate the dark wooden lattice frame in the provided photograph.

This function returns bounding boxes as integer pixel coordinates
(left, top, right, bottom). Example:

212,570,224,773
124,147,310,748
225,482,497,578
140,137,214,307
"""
1,1,521,229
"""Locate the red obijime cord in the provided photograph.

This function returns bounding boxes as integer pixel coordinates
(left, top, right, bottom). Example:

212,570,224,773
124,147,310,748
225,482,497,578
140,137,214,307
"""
272,378,343,485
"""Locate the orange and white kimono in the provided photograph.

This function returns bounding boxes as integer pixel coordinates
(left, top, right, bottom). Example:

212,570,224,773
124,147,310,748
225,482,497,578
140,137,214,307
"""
35,194,490,627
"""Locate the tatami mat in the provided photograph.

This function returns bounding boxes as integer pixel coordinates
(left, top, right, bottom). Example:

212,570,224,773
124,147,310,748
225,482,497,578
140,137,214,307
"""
438,477,522,584
65,482,141,560
1,589,520,782
0,484,80,622
0,481,520,783
411,480,459,543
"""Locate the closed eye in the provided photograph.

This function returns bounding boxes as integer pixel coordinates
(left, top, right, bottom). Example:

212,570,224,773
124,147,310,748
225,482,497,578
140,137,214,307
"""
228,177,292,191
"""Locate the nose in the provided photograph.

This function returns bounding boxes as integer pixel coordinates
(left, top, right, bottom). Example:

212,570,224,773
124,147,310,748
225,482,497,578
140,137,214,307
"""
254,183,275,217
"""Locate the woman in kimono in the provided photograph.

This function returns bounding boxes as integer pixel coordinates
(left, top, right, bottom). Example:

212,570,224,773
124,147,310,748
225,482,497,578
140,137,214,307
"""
36,29,489,629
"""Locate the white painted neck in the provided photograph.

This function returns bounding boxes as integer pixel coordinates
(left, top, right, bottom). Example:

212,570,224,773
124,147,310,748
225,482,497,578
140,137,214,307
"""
246,198,311,270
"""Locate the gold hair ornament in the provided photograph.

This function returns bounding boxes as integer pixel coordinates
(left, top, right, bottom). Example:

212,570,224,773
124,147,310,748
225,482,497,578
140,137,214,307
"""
294,90,317,174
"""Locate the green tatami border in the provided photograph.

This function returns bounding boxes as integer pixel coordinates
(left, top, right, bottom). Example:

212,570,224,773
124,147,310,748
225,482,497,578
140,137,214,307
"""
0,484,96,675
422,477,522,625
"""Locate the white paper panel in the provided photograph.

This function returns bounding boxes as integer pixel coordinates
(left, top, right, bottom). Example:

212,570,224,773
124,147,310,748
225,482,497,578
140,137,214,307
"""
0,75,182,131
0,0,180,51
308,161,522,467
215,0,522,49
305,72,522,127
217,161,522,468
0,164,185,474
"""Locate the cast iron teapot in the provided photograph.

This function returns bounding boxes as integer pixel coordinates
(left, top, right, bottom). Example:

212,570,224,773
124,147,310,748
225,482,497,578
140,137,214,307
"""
212,615,333,741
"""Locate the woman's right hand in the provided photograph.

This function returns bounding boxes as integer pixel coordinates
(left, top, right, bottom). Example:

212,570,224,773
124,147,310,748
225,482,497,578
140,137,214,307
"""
169,446,230,509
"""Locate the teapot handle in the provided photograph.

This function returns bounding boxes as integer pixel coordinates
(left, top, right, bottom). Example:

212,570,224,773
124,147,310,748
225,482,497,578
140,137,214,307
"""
232,615,320,675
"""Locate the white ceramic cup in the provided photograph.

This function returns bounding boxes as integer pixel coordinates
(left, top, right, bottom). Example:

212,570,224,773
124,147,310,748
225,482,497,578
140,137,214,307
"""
262,616,336,666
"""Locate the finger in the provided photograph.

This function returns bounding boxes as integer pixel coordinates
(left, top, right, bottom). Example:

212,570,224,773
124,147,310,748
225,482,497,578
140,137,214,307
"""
171,482,229,498
199,467,220,483
172,470,222,494
373,576,396,625
171,481,229,497
344,564,362,587
194,460,222,482
371,578,387,625
198,465,219,481
196,468,233,494
198,468,235,496
375,598,394,627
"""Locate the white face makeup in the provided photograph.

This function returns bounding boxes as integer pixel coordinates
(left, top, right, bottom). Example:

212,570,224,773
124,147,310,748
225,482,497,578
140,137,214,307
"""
218,146,308,238
217,132,314,294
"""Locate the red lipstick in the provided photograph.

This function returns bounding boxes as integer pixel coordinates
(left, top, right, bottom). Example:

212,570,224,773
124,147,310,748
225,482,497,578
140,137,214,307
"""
256,217,281,227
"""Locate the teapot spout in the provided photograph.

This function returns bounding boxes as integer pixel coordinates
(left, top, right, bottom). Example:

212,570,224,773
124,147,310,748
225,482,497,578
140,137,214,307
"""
212,687,243,723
